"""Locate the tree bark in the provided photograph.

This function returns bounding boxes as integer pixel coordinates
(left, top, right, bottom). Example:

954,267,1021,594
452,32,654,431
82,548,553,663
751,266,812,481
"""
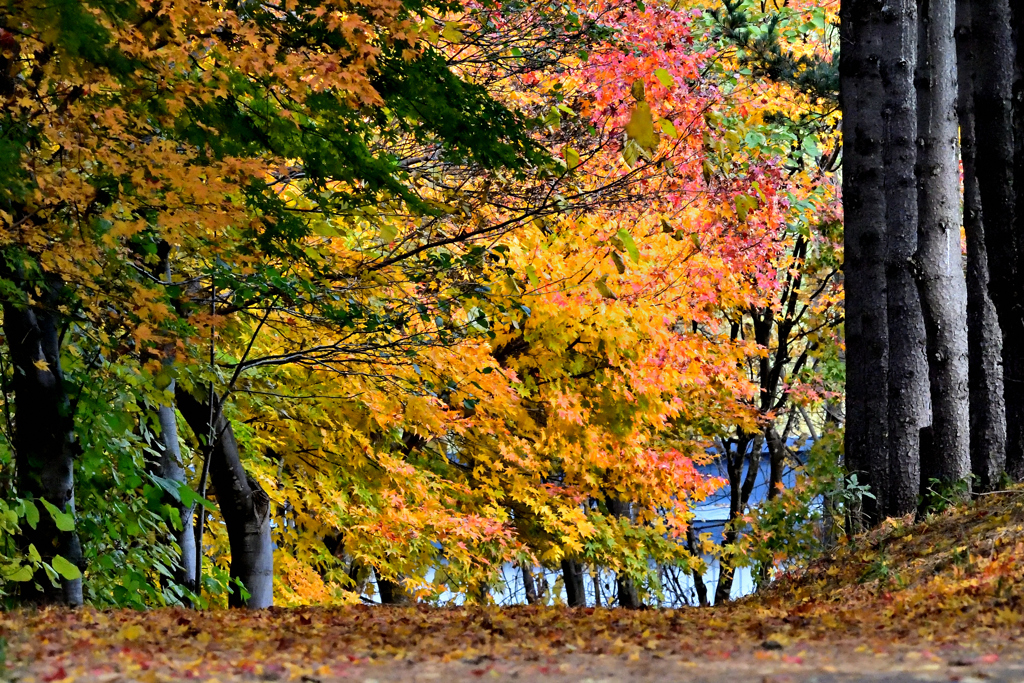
914,0,972,497
956,0,1006,492
521,563,541,605
377,574,412,604
151,389,197,598
2,289,84,606
882,0,930,519
606,497,640,608
714,434,760,603
561,558,586,607
685,525,709,607
841,0,892,523
176,388,273,608
971,0,1023,480
765,427,786,501
147,250,196,598
1013,0,1024,482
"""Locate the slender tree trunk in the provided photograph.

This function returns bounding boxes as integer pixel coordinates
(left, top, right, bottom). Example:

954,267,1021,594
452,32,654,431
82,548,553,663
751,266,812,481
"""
2,289,83,605
606,497,640,608
176,388,273,608
841,0,892,523
561,558,586,607
147,251,196,598
714,435,760,603
685,525,709,607
915,0,971,497
971,0,1023,480
152,390,197,597
956,0,1007,492
882,0,930,519
765,427,785,501
521,563,541,605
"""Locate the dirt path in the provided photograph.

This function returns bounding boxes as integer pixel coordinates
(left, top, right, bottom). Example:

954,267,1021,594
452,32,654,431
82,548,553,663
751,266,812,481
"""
8,628,1024,683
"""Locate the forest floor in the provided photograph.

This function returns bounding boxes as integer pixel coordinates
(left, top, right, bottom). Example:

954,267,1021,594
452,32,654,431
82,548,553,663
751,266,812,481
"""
5,489,1024,683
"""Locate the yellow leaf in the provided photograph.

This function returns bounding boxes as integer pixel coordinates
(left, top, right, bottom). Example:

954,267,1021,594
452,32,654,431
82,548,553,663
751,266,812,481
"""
625,102,659,155
32,359,49,372
121,624,145,641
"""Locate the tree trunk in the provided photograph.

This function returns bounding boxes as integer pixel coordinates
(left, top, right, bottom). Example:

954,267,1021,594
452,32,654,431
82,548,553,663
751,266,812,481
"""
2,291,84,606
151,389,197,598
521,563,541,605
1013,0,1024,482
915,0,972,497
956,0,1007,492
714,434,760,603
765,427,786,501
377,574,412,604
685,525,709,607
882,0,930,519
841,0,892,523
147,251,196,598
560,558,586,607
176,388,273,608
606,497,640,608
971,0,1023,480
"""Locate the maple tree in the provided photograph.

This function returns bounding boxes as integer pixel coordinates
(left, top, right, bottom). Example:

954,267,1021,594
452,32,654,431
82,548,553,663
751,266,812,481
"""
0,0,849,612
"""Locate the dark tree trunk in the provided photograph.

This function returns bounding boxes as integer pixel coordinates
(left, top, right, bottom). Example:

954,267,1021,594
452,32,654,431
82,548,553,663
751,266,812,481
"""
714,435,760,604
971,0,1023,480
765,427,786,501
377,574,412,604
882,0,930,519
685,525,709,607
1013,0,1024,481
521,563,541,605
956,0,1007,492
606,497,640,608
176,388,273,608
841,0,892,523
561,558,586,607
915,0,972,496
2,290,83,605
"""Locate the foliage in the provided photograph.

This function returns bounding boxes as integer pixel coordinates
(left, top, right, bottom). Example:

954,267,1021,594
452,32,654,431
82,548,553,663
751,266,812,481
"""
0,0,847,609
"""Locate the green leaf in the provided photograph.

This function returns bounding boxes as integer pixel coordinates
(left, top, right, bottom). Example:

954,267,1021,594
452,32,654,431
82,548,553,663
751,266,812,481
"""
595,275,617,299
22,500,39,530
178,483,217,512
616,229,640,263
660,119,677,138
51,555,82,581
5,565,33,582
441,22,463,43
654,68,674,88
563,145,581,171
525,264,540,288
801,135,820,157
28,544,41,564
40,499,74,532
379,224,398,243
735,194,759,222
610,251,626,274
630,79,646,102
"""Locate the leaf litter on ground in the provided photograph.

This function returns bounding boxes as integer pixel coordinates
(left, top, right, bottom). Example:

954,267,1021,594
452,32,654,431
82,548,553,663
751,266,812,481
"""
6,489,1024,682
